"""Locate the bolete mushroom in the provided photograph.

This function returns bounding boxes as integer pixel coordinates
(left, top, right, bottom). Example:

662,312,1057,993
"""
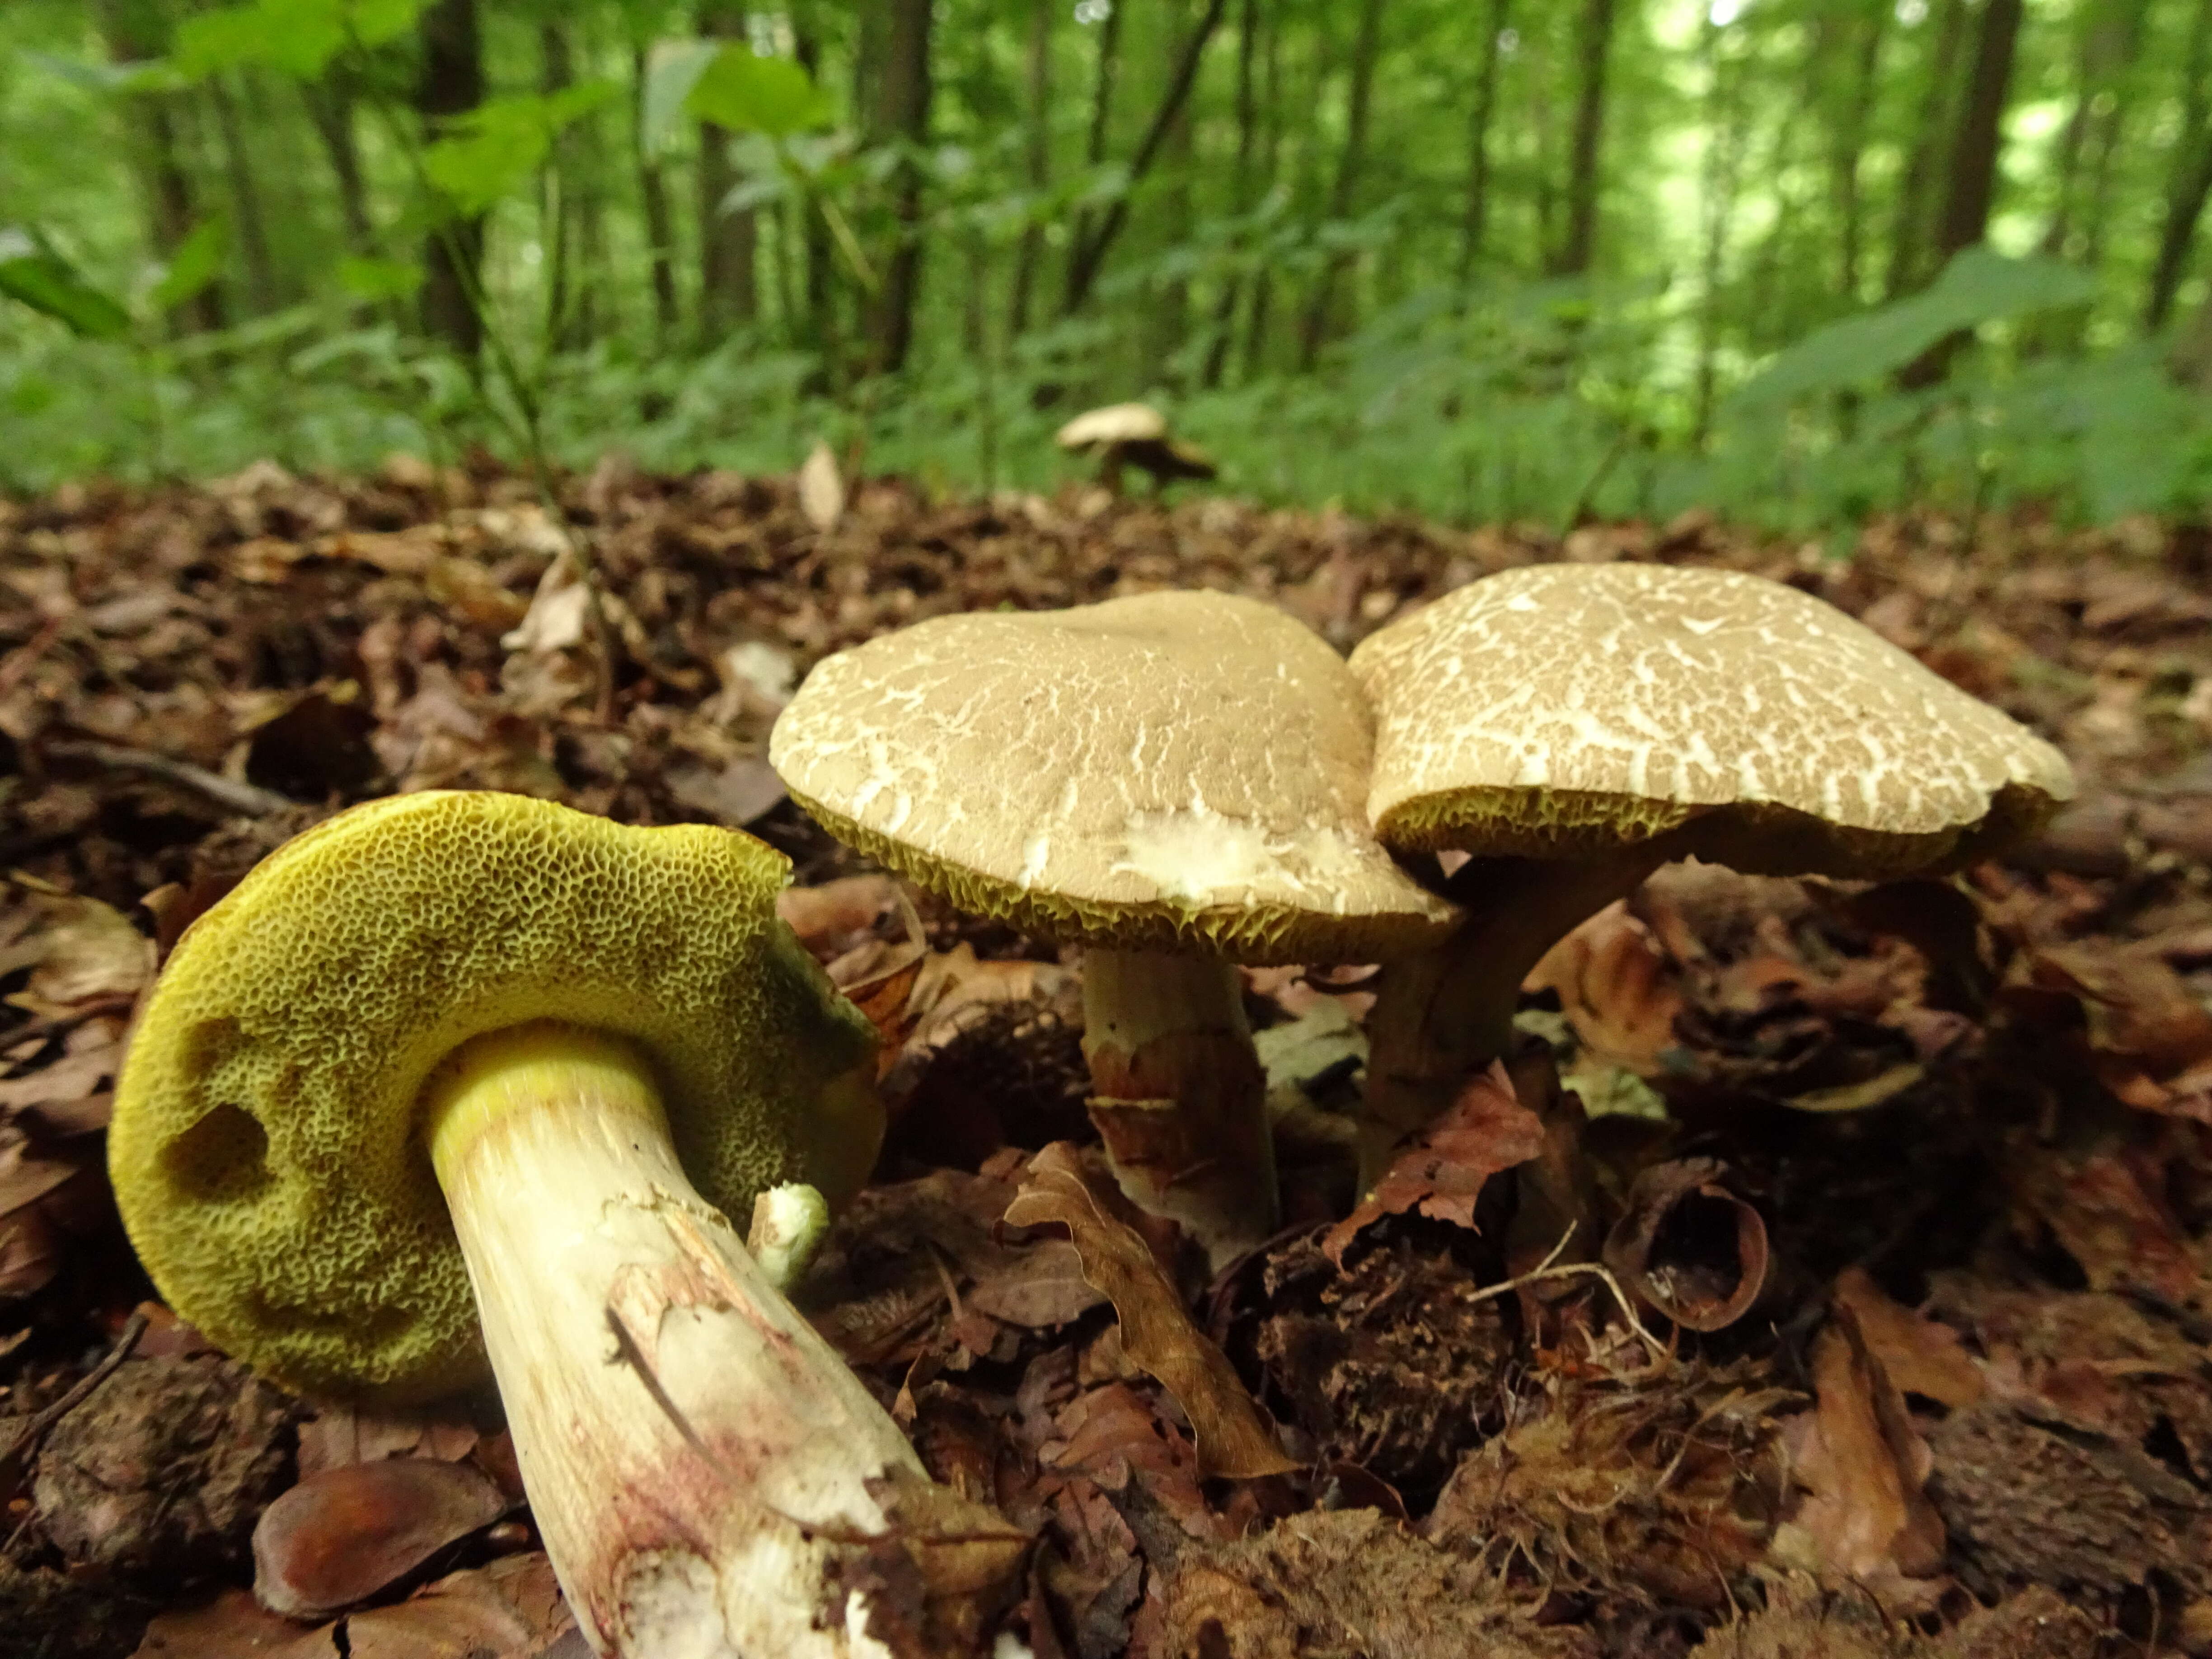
109,791,1023,1657
769,590,1460,1265
1347,563,2076,1176
1054,402,1218,495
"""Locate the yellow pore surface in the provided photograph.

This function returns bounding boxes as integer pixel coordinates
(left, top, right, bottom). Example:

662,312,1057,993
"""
108,792,878,1402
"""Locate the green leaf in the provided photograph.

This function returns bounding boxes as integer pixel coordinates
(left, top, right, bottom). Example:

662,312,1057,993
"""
1733,248,2101,407
148,216,230,314
685,44,831,140
335,255,424,301
641,38,720,154
0,227,132,340
171,0,430,82
422,82,619,216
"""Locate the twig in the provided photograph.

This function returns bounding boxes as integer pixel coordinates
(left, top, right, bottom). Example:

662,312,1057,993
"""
43,739,296,818
1469,1224,1669,1364
0,1308,150,1499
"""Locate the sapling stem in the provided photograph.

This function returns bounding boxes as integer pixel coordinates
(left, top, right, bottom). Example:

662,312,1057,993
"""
1081,948,1278,1269
425,1021,1002,1659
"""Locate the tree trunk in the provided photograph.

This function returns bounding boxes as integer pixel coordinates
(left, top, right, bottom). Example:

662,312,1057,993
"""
795,19,842,374
1298,0,1386,367
1007,0,1054,339
1200,0,1263,387
1901,0,2023,387
98,0,225,333
1692,19,1749,444
1552,0,1619,277
630,45,680,345
1457,0,1512,284
2146,0,2212,329
206,75,282,314
1062,0,1230,316
1150,0,1200,382
697,2,759,342
2075,0,2151,268
1238,5,1283,382
1884,0,1966,300
1825,0,1886,304
865,0,934,374
417,0,486,361
302,73,374,261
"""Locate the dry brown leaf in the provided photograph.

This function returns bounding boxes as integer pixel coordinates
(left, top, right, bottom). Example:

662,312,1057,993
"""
1830,1268,1984,1409
1321,1063,1545,1267
1005,1144,1296,1478
777,873,904,960
0,882,155,1018
1774,1307,1947,1614
798,440,847,530
1526,901,1684,1073
253,1459,509,1620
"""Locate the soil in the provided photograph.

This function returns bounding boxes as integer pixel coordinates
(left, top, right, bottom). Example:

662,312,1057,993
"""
4,454,2212,1657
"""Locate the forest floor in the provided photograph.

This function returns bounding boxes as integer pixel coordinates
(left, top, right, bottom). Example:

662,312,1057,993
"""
4,456,2212,1659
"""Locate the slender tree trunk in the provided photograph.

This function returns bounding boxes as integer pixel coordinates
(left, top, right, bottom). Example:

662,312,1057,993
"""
1901,0,2023,387
1007,0,1054,339
1239,4,1283,382
696,2,760,342
1826,0,1886,304
630,46,680,345
1692,21,1749,444
1201,0,1262,387
1934,0,2022,259
794,19,841,373
1884,0,1966,300
417,0,486,360
538,23,590,349
2147,0,2212,329
2075,0,2150,268
865,0,934,374
1150,0,1200,383
1458,0,1512,284
1066,0,1124,320
1298,0,1386,367
98,0,225,333
302,74,374,260
207,76,282,314
1552,0,1619,277
1063,0,1230,316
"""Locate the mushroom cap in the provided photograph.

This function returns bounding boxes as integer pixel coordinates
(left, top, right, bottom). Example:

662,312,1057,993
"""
1055,402,1169,453
108,792,879,1403
1349,563,2076,876
769,591,1461,963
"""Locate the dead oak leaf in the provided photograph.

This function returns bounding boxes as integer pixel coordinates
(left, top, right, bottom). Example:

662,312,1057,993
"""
1830,1268,1984,1410
1322,1063,1545,1267
1005,1144,1296,1479
1773,1306,1948,1616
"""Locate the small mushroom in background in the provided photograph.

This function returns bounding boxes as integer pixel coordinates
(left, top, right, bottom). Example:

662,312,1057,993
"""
108,792,1023,1658
769,590,1460,1269
1348,562,2076,1181
1054,402,1218,496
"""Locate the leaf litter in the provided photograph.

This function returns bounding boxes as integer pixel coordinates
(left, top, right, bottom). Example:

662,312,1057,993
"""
4,459,2212,1653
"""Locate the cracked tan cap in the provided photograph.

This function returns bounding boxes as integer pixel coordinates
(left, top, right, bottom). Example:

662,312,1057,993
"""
108,792,879,1403
1349,563,2076,875
769,590,1461,962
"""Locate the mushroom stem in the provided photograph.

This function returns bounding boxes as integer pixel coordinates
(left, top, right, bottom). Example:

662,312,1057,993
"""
1080,949,1278,1269
425,1022,1022,1658
1357,843,1681,1188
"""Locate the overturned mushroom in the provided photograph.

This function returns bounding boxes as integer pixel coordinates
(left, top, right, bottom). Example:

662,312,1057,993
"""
1054,402,1218,495
1349,563,2075,1177
109,792,1023,1658
770,590,1460,1267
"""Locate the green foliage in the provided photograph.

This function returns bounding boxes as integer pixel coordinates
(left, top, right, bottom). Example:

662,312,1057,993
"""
422,84,621,217
1737,249,2104,406
149,217,229,314
171,0,428,82
684,43,834,140
0,227,131,340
